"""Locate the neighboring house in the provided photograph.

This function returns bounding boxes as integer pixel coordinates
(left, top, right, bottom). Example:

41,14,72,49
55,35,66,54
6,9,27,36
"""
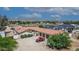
72,30,79,39
43,24,75,33
71,24,79,29
4,26,14,37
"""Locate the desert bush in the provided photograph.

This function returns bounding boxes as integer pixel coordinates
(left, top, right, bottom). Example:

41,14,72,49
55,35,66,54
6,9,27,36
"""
75,48,79,51
72,31,79,40
21,34,27,38
0,26,6,31
21,34,33,38
77,36,79,39
27,34,33,37
47,33,71,49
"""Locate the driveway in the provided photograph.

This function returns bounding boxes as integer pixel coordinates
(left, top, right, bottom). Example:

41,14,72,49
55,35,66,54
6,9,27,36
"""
15,36,53,51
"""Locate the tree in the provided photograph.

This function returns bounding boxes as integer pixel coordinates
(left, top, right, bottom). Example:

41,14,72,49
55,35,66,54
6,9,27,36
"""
0,15,8,26
2,16,8,26
0,15,9,31
39,25,44,28
63,20,79,24
0,36,17,51
47,33,71,49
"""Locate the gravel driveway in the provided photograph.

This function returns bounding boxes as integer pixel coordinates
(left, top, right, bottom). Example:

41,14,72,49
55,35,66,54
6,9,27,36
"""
15,36,53,51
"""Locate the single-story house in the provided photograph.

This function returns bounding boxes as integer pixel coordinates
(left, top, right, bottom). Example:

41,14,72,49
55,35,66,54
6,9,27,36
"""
15,26,64,38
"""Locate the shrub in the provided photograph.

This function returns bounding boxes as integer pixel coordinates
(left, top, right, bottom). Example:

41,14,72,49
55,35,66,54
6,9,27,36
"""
0,35,17,51
21,34,33,38
27,34,33,37
77,35,79,39
0,26,6,31
21,34,27,38
47,33,71,49
72,31,79,40
76,34,79,40
75,48,79,51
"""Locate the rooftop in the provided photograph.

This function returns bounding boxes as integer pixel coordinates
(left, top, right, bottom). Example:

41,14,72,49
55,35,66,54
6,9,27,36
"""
15,26,64,35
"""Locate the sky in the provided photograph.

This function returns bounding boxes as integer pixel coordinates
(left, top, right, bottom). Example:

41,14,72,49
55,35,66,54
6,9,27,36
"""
0,7,79,21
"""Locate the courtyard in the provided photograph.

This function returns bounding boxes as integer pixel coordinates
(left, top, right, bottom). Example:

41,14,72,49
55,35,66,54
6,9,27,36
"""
15,36,53,51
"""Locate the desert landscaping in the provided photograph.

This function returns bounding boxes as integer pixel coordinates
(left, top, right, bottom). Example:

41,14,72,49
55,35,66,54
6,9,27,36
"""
0,7,79,51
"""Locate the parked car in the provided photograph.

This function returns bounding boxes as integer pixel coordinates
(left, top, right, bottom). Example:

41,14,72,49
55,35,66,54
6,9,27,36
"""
36,36,45,42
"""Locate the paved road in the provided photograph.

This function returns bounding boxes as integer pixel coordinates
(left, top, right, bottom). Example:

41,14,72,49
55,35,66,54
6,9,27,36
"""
15,36,53,51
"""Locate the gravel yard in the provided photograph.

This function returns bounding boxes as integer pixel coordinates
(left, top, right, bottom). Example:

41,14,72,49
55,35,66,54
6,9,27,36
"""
15,36,53,51
15,36,79,51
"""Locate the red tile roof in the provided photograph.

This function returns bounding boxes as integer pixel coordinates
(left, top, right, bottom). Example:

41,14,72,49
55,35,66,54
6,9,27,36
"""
15,26,64,35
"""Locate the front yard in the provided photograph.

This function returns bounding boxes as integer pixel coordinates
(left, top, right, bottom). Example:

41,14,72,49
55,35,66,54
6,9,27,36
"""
15,36,53,51
14,32,79,51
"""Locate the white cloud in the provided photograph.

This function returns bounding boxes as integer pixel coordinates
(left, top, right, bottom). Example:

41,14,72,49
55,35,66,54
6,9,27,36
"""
50,14,61,20
32,13,42,17
24,7,51,12
49,7,79,15
3,7,10,11
19,13,42,18
49,8,74,15
51,14,60,18
24,7,79,15
72,12,78,15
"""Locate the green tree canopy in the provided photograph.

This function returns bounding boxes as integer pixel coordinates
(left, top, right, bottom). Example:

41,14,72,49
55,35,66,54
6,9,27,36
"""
47,33,71,49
